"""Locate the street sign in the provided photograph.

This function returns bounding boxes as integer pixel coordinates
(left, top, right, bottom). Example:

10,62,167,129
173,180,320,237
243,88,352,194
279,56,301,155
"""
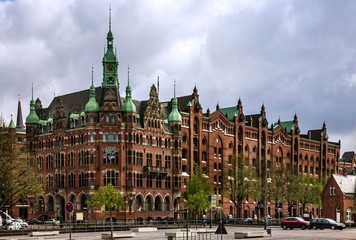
215,223,227,235
177,209,187,214
65,202,74,214
211,195,217,208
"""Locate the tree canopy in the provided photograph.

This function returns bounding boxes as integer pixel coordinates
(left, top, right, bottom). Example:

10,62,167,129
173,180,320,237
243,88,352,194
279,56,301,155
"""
222,155,261,218
184,167,212,227
86,183,125,238
0,130,43,210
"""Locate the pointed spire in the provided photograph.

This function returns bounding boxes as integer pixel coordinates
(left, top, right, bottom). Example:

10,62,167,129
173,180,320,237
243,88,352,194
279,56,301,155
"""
109,2,111,32
16,94,24,130
174,79,176,98
26,83,39,124
122,65,136,113
85,66,99,113
91,65,94,86
9,114,15,129
168,80,182,122
278,116,281,124
294,112,298,122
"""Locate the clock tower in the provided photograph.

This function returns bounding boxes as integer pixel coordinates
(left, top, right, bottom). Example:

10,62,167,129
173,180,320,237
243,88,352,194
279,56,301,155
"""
100,7,121,108
102,7,119,89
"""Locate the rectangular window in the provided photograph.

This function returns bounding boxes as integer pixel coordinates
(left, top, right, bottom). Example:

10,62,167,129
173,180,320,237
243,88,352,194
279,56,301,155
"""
156,154,162,168
165,176,171,189
165,155,171,168
156,175,162,188
147,153,152,166
137,152,143,166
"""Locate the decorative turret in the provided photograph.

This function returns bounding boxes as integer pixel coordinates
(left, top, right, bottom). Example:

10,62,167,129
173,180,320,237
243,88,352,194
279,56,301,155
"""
9,114,15,129
85,67,99,113
168,82,182,122
102,6,119,88
26,85,39,124
122,66,136,113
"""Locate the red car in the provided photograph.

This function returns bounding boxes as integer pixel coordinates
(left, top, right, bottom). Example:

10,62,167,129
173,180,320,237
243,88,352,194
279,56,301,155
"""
280,217,310,230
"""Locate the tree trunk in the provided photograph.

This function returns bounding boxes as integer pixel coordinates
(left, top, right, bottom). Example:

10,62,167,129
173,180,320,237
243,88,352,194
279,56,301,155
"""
110,210,113,239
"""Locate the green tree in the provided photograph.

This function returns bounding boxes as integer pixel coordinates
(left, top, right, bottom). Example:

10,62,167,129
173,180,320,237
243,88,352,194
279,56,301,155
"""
184,167,212,228
222,155,261,219
86,183,125,239
298,173,323,216
284,169,303,216
267,166,288,219
0,130,43,210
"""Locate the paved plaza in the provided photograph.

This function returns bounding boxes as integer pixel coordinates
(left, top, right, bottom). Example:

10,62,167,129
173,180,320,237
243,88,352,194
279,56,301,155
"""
5,226,355,240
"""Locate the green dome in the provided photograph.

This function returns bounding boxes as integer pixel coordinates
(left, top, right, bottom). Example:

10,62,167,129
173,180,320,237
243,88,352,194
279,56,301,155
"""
9,115,15,129
26,99,39,124
122,84,136,113
85,85,99,112
168,97,182,122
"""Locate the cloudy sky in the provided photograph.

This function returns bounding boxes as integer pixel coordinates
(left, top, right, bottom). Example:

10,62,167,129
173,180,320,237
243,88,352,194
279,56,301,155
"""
0,0,355,153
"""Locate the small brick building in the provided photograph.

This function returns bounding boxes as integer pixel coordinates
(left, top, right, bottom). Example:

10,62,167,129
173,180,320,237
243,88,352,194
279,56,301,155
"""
322,173,355,223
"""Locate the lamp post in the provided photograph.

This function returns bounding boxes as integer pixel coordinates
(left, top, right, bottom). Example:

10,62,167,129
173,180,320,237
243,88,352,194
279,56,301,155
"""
88,180,94,222
264,168,271,230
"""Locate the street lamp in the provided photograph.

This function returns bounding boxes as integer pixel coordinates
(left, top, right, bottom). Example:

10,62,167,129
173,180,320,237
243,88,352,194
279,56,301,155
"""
264,168,271,230
88,180,94,222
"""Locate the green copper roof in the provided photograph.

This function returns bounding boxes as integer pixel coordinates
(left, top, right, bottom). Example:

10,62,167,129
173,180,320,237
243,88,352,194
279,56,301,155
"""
47,117,53,123
70,113,79,120
85,84,99,112
26,98,40,124
274,120,295,132
38,120,47,126
9,115,15,129
122,84,136,113
169,96,182,122
136,113,140,119
219,107,239,121
80,111,85,117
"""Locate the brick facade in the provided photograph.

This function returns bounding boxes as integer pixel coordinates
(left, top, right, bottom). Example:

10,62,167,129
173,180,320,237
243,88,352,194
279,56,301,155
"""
15,23,341,223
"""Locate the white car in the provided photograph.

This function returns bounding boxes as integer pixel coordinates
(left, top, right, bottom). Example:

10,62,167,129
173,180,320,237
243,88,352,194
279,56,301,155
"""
13,219,28,228
7,222,22,230
44,218,60,225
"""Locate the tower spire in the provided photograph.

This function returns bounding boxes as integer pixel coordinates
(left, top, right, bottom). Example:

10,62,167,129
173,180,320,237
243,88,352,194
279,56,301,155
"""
128,65,130,86
174,79,176,98
31,81,33,100
109,2,111,32
91,65,94,86
16,94,24,130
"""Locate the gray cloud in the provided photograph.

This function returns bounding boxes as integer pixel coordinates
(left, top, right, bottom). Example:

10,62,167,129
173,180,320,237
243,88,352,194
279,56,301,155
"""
0,0,355,152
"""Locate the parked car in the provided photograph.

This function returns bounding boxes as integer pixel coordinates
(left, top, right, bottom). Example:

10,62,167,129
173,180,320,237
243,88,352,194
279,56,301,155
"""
243,218,254,224
7,221,22,230
44,218,60,226
309,218,345,230
28,218,43,225
280,217,310,230
12,219,28,228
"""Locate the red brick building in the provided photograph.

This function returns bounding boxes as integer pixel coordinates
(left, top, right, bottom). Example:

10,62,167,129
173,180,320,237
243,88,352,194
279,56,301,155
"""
339,151,356,173
21,19,341,223
322,174,355,223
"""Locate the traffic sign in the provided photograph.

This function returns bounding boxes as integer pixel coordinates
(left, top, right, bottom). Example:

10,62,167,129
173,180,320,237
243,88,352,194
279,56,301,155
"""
65,202,74,214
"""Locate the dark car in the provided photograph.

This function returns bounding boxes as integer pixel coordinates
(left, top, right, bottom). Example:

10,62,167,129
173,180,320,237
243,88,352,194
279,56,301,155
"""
28,218,43,225
309,218,345,230
280,217,310,230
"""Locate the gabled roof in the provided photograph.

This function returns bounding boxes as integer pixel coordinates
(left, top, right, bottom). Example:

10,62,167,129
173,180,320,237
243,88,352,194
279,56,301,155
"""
308,129,323,141
341,151,355,163
274,120,295,133
245,114,261,128
333,174,356,194
219,107,239,121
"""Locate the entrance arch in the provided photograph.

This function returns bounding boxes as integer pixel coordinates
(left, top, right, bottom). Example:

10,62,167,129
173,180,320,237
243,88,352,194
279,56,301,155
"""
55,195,65,220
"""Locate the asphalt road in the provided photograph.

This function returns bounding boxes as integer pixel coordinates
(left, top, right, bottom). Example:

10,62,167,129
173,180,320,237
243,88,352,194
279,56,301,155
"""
2,225,356,240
